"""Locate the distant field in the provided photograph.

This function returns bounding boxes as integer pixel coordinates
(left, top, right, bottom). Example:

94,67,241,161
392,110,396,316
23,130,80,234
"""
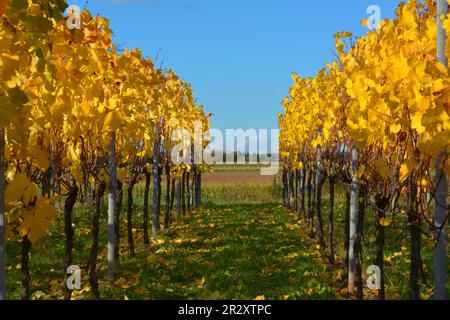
202,172,279,185
203,164,280,185
210,164,269,173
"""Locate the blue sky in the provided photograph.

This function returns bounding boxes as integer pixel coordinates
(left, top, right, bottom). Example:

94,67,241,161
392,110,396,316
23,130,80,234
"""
70,0,400,138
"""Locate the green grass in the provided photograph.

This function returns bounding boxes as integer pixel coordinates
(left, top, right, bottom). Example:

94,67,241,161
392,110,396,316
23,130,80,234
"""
4,184,337,300
136,203,337,300
4,182,449,300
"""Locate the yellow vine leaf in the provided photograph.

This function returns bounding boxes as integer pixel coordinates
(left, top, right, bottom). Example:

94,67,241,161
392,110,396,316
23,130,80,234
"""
19,197,57,243
354,165,365,179
197,277,205,287
390,123,401,134
379,217,392,227
411,113,425,134
70,166,84,185
374,159,390,179
73,100,91,119
4,173,37,205
104,110,122,132
28,145,50,171
117,168,128,183
399,163,410,182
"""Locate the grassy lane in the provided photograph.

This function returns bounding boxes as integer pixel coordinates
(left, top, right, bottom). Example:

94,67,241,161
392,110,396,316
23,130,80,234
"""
134,203,338,300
